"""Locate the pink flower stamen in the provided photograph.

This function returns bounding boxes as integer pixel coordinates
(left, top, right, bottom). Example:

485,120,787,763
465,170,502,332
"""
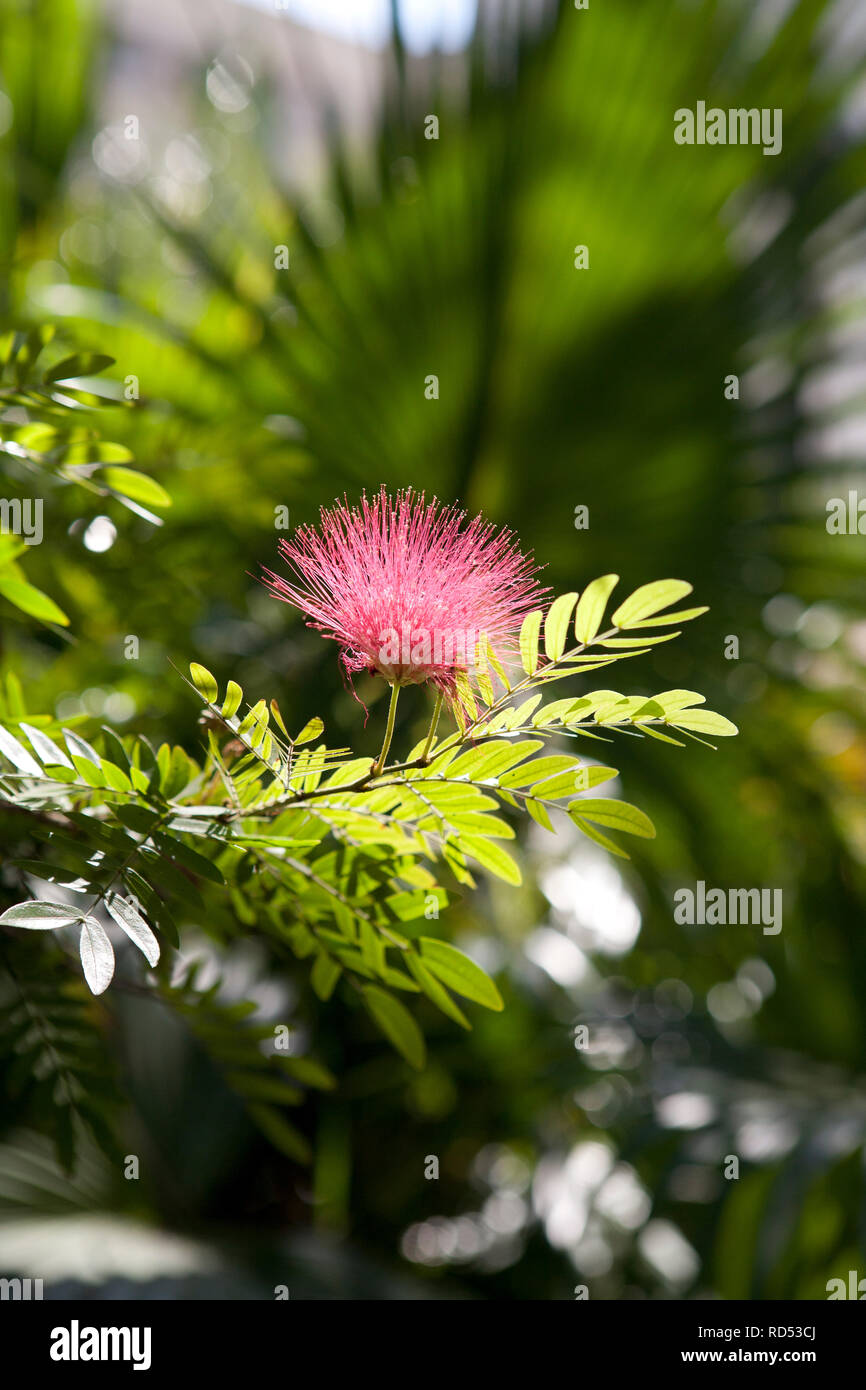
261,487,548,712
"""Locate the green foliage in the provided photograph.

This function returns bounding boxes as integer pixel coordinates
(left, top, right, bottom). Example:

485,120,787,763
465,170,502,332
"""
165,959,335,1164
1,0,863,1302
0,937,119,1172
0,573,730,1139
0,326,171,629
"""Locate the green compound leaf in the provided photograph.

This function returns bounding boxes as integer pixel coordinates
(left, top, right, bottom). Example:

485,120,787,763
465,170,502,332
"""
0,575,69,626
44,351,114,382
499,754,581,790
519,609,543,675
105,894,160,967
419,938,504,1011
19,722,74,769
0,900,84,929
190,662,218,704
636,606,708,626
311,951,342,1000
79,917,115,995
668,708,739,738
544,592,578,661
362,985,426,1069
0,724,43,775
574,574,619,644
568,797,656,840
101,467,171,508
635,689,706,715
295,716,324,745
406,954,471,1029
460,834,522,885
611,578,693,628
221,680,243,718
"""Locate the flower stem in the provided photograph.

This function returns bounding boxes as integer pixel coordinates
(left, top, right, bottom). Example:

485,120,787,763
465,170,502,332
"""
420,690,444,763
372,682,401,776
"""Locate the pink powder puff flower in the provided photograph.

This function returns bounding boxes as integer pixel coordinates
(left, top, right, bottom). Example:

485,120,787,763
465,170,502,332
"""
261,488,548,710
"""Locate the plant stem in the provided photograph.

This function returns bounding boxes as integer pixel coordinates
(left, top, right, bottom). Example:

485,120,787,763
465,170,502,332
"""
420,690,444,763
372,682,400,776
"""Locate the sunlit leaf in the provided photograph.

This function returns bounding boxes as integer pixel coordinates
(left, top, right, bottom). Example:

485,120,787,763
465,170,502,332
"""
19,722,73,769
295,716,324,745
519,609,543,675
0,575,69,626
611,579,693,628
544,592,578,661
668,709,739,737
79,917,115,995
419,938,504,1011
0,724,43,776
190,662,218,703
568,797,656,838
100,467,171,508
222,680,243,718
574,575,619,644
105,894,160,967
0,900,83,929
460,834,521,885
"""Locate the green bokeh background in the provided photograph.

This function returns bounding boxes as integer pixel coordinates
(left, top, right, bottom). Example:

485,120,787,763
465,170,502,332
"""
1,0,865,1299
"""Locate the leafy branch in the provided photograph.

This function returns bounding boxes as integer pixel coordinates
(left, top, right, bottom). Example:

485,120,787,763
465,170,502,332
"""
0,325,171,628
0,575,736,1147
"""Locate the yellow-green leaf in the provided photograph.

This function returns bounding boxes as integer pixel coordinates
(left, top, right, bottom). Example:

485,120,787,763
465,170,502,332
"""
568,797,656,838
0,575,69,626
637,689,705,715
636,606,708,627
461,834,522,885
270,699,291,738
295,716,324,745
454,668,477,720
101,760,132,792
406,954,470,1029
419,938,504,1011
574,575,619,644
238,698,268,737
69,755,105,789
476,664,495,708
102,467,171,508
190,662,218,703
668,709,738,737
525,797,555,832
485,639,511,693
499,754,580,790
611,579,693,628
222,680,243,718
544,592,579,661
519,609,543,675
